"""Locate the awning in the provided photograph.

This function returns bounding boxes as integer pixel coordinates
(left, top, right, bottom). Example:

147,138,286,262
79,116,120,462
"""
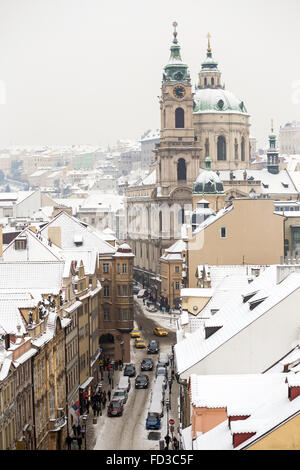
79,376,94,390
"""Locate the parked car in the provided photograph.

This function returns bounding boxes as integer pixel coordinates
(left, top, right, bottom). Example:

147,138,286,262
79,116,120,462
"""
130,328,140,338
124,363,136,377
112,389,128,404
137,289,147,298
153,327,168,337
156,366,167,378
147,340,160,354
135,338,146,349
141,358,153,371
135,374,149,389
157,353,169,370
146,412,161,430
118,375,131,392
107,400,123,417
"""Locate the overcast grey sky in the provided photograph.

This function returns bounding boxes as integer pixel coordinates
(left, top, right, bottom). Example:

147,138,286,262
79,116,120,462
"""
0,0,300,149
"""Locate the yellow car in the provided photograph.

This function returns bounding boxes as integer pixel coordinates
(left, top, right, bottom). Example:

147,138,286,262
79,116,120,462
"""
135,338,146,349
131,328,140,338
153,327,168,337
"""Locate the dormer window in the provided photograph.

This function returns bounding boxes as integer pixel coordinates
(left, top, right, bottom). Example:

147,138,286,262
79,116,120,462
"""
242,291,258,303
15,239,27,250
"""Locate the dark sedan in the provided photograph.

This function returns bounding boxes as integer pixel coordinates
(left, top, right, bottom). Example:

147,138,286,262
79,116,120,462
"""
141,358,153,371
124,363,136,377
135,374,149,389
147,340,160,354
107,400,123,417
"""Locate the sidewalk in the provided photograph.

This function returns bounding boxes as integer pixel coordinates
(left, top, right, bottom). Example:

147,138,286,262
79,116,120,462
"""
69,366,123,450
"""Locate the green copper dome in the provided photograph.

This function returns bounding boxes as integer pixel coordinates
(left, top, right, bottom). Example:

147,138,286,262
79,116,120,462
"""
193,157,224,194
193,88,247,113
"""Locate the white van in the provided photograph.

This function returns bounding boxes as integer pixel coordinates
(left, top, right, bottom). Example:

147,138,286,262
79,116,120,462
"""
149,394,164,417
158,352,169,367
118,375,131,393
154,375,167,392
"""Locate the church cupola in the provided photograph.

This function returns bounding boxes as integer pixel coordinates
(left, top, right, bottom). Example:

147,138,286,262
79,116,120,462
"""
197,34,223,90
267,120,279,174
193,157,225,194
163,21,190,84
190,197,216,231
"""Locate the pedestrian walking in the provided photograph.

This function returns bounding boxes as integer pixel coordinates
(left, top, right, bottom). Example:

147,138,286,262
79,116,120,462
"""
107,390,111,401
72,424,77,437
103,390,106,399
77,435,82,450
164,434,171,450
173,436,179,450
102,394,107,408
92,402,97,417
96,401,102,416
65,435,72,450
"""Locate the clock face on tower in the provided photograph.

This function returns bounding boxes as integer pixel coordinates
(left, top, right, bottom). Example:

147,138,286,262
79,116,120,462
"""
173,85,186,99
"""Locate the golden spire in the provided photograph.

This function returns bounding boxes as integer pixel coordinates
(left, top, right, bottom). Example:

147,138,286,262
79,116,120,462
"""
207,32,211,52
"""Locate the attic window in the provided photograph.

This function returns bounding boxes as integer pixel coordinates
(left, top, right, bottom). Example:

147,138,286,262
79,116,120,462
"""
248,297,267,310
282,183,289,188
15,239,27,250
205,325,222,339
242,291,258,303
210,309,219,315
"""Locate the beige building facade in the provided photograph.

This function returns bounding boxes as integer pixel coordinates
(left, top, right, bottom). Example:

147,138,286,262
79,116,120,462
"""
187,198,284,288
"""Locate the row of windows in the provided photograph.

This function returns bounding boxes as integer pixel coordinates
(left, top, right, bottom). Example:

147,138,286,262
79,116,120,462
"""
102,263,132,274
117,309,133,321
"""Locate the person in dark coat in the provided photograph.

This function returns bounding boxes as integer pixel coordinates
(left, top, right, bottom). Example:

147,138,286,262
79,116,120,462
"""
173,436,179,450
65,435,72,450
72,424,77,437
92,402,97,417
164,434,171,450
96,401,102,416
107,390,111,401
86,399,90,414
102,394,107,408
77,435,82,450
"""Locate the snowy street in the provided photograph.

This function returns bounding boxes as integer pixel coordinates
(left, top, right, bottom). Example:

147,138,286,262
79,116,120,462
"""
91,298,179,450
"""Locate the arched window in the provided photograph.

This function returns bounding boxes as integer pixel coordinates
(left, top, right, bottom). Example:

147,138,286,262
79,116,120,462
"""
241,137,245,161
234,139,238,160
204,77,207,87
175,108,184,128
205,138,209,157
163,109,166,128
177,158,186,181
217,136,226,161
211,77,214,86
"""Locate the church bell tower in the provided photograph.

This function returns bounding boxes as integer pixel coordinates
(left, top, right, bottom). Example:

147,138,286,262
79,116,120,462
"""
156,22,200,189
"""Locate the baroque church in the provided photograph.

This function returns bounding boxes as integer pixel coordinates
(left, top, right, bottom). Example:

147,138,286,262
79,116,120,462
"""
125,23,251,292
